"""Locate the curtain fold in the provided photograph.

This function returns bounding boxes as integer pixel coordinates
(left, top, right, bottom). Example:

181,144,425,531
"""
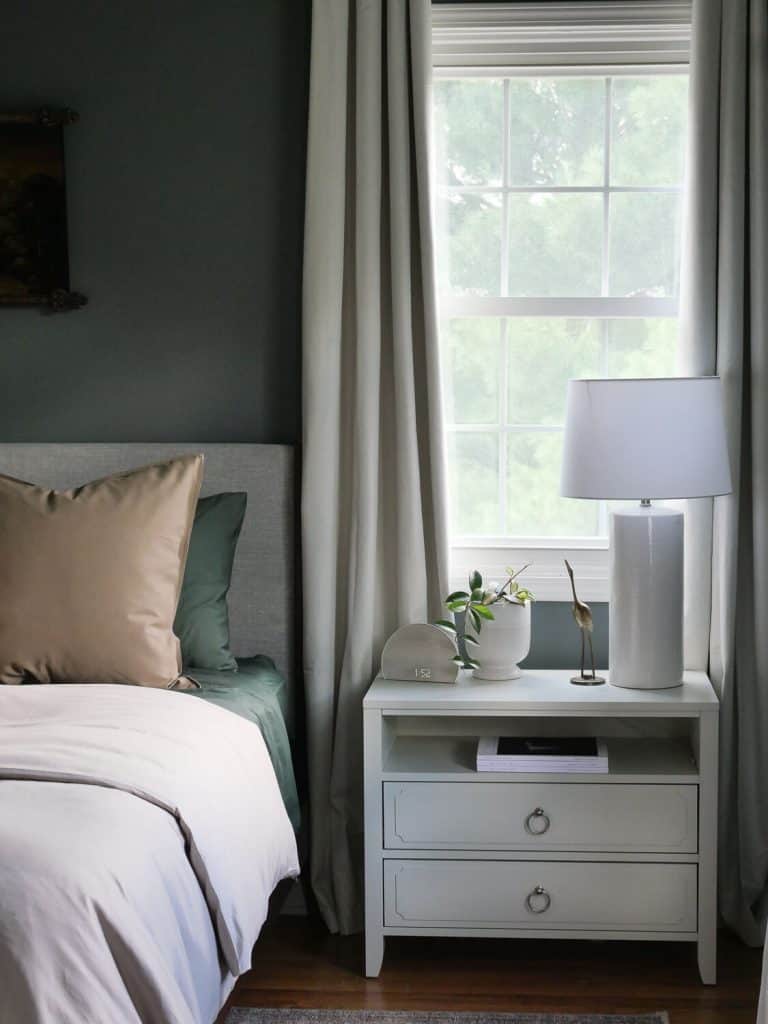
301,0,449,934
679,0,768,949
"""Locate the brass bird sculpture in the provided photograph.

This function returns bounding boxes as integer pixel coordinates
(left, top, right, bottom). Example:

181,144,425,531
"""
564,559,605,685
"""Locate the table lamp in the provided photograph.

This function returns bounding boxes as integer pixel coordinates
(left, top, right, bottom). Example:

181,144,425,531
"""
560,377,732,689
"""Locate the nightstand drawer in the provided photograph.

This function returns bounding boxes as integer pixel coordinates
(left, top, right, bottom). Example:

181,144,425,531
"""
383,781,698,853
384,859,698,932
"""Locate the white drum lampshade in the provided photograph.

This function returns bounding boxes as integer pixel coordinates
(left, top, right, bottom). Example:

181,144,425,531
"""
561,377,732,689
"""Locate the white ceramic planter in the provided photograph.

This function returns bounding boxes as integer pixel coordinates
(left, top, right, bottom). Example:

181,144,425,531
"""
472,600,531,681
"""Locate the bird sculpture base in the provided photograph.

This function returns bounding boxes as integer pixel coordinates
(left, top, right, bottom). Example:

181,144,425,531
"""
570,673,606,686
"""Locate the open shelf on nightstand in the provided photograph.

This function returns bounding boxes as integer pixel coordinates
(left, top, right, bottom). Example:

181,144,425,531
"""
382,734,698,783
364,669,718,983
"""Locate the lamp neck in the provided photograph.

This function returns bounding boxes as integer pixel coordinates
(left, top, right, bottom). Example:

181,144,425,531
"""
640,498,652,507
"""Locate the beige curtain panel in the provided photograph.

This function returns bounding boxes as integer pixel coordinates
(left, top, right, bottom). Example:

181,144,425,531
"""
678,0,768,949
301,0,449,933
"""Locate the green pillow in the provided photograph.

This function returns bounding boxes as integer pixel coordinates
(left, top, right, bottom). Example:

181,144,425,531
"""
175,492,247,671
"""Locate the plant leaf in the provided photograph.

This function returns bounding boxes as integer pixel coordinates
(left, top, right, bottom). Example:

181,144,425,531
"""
469,570,482,591
473,603,494,621
433,619,457,632
451,655,465,663
446,600,466,612
465,659,480,670
470,587,484,603
445,590,469,603
469,607,482,633
463,634,479,646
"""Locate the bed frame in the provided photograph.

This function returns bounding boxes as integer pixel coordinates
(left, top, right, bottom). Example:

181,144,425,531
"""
0,443,296,720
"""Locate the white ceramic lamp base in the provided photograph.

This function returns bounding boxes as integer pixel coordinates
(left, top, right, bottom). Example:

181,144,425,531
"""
609,505,683,690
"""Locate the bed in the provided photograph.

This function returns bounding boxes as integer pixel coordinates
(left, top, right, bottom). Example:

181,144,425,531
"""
0,443,300,1024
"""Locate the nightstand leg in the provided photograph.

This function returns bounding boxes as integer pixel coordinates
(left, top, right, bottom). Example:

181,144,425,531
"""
698,934,716,985
364,707,384,977
365,930,384,978
698,712,718,985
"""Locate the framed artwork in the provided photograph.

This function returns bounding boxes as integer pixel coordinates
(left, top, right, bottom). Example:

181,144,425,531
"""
0,109,86,312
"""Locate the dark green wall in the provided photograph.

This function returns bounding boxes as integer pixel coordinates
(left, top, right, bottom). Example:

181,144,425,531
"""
0,0,309,443
0,0,606,669
525,601,607,670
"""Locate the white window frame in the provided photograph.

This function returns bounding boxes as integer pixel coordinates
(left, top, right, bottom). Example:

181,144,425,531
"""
432,1,691,601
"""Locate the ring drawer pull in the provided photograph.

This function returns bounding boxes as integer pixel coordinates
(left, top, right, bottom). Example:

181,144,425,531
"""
526,885,551,914
524,807,550,835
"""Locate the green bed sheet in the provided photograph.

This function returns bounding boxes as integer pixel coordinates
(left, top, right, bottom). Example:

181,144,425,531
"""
184,655,300,831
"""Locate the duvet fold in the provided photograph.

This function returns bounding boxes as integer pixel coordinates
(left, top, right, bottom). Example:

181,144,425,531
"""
0,684,300,1024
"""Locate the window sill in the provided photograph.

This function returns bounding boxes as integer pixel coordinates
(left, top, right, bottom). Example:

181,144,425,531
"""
450,542,609,602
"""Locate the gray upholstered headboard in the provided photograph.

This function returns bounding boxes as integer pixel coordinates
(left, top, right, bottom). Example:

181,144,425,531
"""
0,443,296,716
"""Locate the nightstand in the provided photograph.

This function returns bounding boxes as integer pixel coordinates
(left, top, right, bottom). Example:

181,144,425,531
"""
363,669,718,983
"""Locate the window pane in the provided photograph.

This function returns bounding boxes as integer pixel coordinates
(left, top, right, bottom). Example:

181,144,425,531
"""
611,76,688,186
434,79,504,187
609,192,680,297
508,194,602,297
434,70,688,549
507,319,601,425
508,78,604,186
443,318,501,425
506,432,598,537
447,432,500,536
605,318,678,377
438,192,502,296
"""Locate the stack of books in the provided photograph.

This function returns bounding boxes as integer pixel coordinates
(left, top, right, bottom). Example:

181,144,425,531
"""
476,736,609,773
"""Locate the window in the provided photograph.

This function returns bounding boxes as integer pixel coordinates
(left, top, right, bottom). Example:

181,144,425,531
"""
431,3,691,598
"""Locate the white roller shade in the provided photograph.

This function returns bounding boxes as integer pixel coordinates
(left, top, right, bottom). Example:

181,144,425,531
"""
432,2,692,69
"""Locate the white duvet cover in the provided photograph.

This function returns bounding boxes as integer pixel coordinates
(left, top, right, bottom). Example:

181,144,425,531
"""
0,684,299,1024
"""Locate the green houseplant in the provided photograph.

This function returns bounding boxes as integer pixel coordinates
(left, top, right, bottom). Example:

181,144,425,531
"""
435,566,535,673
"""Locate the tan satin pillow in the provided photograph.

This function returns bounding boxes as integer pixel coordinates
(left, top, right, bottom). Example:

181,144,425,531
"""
0,454,204,686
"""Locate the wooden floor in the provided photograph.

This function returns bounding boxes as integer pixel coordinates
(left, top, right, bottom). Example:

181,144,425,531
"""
229,917,762,1024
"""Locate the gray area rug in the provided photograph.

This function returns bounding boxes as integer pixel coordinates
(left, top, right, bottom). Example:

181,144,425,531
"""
226,1010,669,1024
